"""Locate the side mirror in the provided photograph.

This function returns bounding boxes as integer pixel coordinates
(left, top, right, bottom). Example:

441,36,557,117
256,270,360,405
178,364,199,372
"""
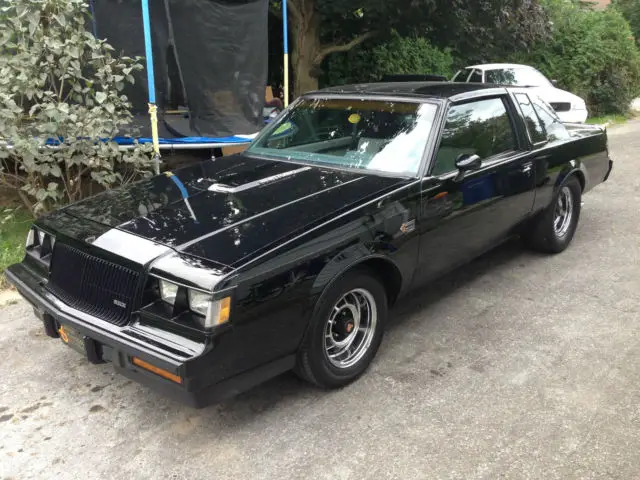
551,79,558,87
454,153,481,182
455,153,482,171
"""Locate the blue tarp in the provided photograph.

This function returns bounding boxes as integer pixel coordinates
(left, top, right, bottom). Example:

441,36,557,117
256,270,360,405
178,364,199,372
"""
111,135,253,145
43,135,254,147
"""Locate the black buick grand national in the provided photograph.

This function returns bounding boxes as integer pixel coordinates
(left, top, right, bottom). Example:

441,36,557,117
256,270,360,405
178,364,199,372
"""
6,83,613,407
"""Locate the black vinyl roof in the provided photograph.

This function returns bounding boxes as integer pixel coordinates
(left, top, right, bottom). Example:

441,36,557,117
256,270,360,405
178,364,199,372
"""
311,81,510,100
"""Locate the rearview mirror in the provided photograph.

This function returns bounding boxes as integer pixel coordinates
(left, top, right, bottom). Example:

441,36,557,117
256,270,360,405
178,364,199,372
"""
455,153,482,171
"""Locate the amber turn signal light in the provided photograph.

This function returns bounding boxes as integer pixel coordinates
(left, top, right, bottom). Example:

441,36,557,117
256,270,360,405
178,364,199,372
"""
217,296,231,326
132,357,182,384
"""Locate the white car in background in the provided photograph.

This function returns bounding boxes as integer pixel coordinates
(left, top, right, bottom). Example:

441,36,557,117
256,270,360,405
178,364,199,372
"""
451,63,589,123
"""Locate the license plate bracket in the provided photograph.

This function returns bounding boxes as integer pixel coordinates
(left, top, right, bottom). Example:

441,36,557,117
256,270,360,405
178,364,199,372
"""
58,324,104,364
58,324,86,355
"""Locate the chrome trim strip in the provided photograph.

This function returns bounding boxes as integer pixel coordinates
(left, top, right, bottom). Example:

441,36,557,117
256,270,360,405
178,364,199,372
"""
208,167,311,193
92,228,172,265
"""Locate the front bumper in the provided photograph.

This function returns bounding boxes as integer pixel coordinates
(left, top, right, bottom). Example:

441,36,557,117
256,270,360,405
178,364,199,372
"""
5,263,294,408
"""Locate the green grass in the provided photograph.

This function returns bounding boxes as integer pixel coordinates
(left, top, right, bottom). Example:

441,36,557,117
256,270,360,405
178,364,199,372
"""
0,209,33,289
585,114,629,126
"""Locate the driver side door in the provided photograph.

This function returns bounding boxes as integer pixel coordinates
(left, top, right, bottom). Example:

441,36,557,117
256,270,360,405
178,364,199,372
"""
414,95,536,284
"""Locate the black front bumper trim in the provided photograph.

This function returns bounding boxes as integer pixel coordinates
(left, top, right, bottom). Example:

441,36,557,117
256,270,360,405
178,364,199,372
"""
5,263,295,408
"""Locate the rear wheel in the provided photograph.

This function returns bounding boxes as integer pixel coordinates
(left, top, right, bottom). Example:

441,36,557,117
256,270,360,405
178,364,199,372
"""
296,269,387,388
525,176,582,253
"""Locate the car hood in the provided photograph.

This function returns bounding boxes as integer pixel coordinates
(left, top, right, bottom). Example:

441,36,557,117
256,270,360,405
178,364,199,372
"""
57,155,407,267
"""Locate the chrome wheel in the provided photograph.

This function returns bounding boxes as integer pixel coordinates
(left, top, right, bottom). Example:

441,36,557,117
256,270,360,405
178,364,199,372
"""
553,186,574,238
323,288,378,369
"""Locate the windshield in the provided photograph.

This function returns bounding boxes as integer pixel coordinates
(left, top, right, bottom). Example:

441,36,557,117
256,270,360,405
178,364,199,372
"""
247,98,439,176
485,67,552,87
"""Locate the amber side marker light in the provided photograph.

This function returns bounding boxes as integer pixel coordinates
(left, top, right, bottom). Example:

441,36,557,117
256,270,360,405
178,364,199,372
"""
132,357,182,384
217,296,231,326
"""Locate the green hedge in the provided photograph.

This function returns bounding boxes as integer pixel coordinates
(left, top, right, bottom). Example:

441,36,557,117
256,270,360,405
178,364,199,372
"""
509,1,640,116
612,0,640,47
321,35,455,87
319,3,640,116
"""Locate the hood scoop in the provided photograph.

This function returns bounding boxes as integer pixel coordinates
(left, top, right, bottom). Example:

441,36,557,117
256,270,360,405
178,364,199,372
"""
208,166,311,193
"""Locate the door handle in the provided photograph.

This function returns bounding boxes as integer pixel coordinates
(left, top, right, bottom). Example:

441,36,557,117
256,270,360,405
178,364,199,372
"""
521,162,533,174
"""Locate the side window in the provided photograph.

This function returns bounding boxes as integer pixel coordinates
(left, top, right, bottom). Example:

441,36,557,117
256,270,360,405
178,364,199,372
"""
531,95,571,142
431,97,517,176
451,70,464,82
451,70,470,83
468,69,483,83
515,93,546,144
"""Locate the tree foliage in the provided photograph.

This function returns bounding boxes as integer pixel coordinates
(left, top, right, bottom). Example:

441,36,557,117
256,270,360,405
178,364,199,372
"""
420,0,551,65
509,0,640,115
0,0,153,215
322,35,455,87
612,0,640,46
274,0,551,95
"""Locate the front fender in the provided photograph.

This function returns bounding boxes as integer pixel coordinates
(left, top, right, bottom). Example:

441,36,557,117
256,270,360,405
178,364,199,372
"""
311,245,403,298
297,245,404,349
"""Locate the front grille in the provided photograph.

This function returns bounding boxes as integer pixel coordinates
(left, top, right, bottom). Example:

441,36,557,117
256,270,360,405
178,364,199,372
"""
550,102,571,112
48,243,140,326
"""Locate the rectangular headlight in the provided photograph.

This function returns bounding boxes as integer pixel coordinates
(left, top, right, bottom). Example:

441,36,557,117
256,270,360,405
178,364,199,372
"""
159,279,179,306
187,289,211,317
188,291,231,328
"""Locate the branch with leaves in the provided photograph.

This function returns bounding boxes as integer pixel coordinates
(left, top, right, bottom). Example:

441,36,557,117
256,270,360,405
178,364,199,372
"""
314,32,377,66
0,0,153,214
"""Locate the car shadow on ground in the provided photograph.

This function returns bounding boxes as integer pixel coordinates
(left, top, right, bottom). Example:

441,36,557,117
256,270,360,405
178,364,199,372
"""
208,238,531,419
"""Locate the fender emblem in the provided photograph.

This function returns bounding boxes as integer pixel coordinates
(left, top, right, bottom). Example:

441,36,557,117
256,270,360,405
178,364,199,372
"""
400,219,416,234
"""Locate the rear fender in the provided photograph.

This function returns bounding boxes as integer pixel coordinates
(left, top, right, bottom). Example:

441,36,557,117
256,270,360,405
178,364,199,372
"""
555,160,587,194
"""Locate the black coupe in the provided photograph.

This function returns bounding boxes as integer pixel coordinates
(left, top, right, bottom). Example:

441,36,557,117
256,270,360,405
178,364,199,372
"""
6,82,613,407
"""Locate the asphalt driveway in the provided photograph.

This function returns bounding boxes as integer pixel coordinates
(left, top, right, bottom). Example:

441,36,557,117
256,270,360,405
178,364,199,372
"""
1,121,639,480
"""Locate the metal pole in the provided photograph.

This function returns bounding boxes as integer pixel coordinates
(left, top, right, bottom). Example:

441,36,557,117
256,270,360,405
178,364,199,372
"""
283,0,289,107
141,0,161,174
89,0,98,37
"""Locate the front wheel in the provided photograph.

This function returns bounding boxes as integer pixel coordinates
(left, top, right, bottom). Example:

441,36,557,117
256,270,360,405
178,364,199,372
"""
525,176,582,253
295,269,387,389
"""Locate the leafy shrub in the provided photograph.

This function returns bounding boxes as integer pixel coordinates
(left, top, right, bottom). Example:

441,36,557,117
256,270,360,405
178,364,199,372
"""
612,0,640,46
509,0,640,116
321,34,455,87
0,0,153,215
0,206,32,287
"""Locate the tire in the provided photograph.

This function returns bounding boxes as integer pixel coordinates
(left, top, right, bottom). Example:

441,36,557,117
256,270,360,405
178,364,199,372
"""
295,268,388,389
525,176,582,254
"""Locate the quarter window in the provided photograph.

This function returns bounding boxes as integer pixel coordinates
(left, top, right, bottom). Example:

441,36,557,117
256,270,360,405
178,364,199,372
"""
468,69,483,83
452,70,470,82
515,93,546,144
530,95,571,142
431,97,517,176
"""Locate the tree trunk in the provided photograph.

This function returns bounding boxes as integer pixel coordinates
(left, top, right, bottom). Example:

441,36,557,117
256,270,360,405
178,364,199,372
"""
290,6,321,98
286,0,376,98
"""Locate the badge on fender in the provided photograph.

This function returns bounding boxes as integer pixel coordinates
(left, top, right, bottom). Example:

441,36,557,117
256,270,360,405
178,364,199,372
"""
400,219,416,234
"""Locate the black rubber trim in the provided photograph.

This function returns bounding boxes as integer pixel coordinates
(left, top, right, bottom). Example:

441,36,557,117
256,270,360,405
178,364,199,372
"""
603,159,613,182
